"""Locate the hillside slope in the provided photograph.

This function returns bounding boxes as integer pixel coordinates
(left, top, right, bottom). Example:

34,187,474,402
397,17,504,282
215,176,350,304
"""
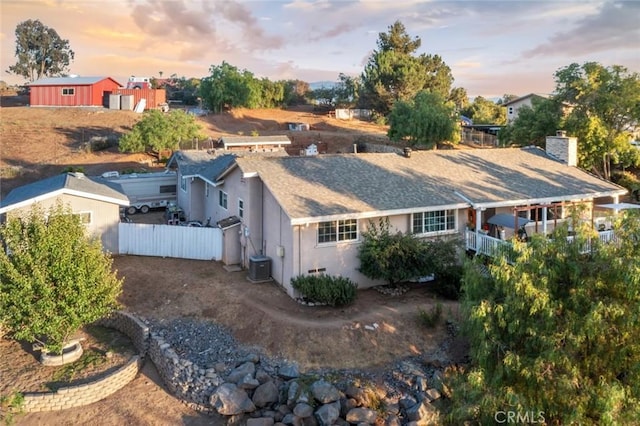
0,99,389,197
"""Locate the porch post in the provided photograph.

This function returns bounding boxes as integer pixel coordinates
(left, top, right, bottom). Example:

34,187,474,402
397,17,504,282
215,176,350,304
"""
542,206,548,235
475,208,482,232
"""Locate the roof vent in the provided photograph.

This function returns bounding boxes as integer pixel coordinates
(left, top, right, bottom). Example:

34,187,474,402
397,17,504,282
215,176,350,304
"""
403,147,412,158
556,130,567,137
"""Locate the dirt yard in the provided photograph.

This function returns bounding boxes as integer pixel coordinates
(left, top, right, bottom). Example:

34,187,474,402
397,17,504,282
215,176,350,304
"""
1,97,461,425
6,256,460,426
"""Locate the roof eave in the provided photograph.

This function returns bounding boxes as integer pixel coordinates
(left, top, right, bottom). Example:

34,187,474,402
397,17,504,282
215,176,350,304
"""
290,202,471,226
0,188,129,214
468,189,628,210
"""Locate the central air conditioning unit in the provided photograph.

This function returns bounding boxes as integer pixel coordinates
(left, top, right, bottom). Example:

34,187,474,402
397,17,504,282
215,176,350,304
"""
249,256,271,281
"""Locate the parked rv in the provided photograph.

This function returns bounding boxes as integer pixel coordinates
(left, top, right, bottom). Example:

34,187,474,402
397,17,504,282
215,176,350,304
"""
100,170,177,214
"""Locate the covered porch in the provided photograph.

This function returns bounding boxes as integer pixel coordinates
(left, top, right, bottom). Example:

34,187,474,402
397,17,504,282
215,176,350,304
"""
462,199,636,262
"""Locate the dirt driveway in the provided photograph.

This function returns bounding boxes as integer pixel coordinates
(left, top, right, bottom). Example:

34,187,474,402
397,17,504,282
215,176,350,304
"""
15,255,459,425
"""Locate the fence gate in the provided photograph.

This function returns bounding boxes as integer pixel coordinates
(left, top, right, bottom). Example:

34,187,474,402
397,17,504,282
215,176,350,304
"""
118,223,222,260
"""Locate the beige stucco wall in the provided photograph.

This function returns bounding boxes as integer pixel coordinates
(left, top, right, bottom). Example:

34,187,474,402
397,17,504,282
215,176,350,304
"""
5,194,121,253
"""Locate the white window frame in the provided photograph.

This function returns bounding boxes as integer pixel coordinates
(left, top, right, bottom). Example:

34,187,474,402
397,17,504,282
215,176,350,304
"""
412,210,457,235
238,198,244,219
180,177,187,192
317,219,358,245
219,190,228,210
62,87,75,96
74,211,92,225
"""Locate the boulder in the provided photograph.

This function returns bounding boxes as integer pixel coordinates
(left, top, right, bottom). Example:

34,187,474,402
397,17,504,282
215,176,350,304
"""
247,418,275,426
405,400,439,424
314,402,340,426
238,374,260,390
293,402,314,418
346,407,377,424
210,383,256,415
310,380,341,404
253,381,280,408
227,361,256,383
288,381,310,405
279,363,300,380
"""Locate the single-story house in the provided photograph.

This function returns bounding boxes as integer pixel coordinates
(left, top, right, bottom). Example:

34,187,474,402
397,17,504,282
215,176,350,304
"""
186,136,622,297
28,76,122,107
0,172,129,253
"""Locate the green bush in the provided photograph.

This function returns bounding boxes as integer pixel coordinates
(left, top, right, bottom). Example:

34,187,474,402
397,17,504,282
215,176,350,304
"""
418,303,442,328
429,265,464,300
291,274,357,306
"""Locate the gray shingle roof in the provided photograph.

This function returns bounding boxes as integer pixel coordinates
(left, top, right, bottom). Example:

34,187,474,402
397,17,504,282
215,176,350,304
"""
235,147,626,222
168,151,236,183
0,172,130,213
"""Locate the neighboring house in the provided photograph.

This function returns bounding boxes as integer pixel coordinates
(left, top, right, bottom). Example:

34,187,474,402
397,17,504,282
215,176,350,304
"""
0,172,129,253
502,93,550,123
28,76,122,107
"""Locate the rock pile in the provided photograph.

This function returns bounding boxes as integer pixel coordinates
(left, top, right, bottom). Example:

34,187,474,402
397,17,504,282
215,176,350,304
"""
144,317,448,425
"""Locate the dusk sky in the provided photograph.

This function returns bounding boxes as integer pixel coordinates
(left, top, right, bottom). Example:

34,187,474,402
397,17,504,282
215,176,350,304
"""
1,0,638,98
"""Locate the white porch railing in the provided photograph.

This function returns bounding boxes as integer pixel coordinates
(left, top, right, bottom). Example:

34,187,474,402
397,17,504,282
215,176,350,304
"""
465,229,618,261
465,230,515,262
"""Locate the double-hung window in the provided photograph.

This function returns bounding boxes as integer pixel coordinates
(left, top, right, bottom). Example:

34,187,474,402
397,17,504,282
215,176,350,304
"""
318,219,358,244
219,190,228,209
412,210,456,234
238,199,244,218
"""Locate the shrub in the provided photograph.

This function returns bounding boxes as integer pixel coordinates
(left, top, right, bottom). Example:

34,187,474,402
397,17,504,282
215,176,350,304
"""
418,303,442,328
429,265,464,300
291,274,357,306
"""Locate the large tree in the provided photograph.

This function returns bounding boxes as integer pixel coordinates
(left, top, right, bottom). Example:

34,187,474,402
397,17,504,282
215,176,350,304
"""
0,203,122,355
119,109,204,154
388,90,459,148
199,62,286,112
447,211,640,424
7,19,75,82
360,21,453,116
555,62,640,180
460,96,506,125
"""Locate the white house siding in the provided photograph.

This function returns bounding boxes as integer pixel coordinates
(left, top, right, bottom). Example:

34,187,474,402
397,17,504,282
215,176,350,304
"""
6,194,121,254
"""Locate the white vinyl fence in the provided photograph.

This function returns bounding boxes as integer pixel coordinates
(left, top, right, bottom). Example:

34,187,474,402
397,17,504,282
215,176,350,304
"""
118,223,222,260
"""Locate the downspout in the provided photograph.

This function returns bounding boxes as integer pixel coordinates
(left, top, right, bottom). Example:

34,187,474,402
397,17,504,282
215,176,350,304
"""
261,181,265,255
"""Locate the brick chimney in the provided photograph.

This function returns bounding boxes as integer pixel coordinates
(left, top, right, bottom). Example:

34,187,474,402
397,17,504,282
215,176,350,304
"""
545,131,577,166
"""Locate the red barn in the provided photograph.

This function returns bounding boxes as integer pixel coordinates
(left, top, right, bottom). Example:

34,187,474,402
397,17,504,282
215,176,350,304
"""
28,76,122,107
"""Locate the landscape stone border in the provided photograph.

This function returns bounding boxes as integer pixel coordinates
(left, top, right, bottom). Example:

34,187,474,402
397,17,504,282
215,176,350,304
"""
19,311,148,413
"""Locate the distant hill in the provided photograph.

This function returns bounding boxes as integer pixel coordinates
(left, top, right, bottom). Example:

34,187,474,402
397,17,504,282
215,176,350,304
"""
309,81,338,90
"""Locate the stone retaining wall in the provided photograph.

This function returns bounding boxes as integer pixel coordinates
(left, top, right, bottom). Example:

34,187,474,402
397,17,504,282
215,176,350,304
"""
22,356,142,412
97,311,150,356
148,333,221,412
20,311,147,413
